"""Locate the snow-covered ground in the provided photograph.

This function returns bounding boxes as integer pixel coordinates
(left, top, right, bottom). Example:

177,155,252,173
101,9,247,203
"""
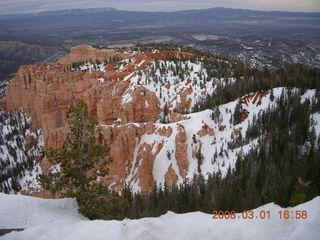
0,193,319,240
124,87,320,191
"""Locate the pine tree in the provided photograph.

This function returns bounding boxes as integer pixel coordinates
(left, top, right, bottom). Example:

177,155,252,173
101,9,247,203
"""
38,101,127,220
233,98,243,125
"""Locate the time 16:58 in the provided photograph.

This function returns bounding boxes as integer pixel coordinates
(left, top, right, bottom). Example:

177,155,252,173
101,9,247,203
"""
278,210,308,219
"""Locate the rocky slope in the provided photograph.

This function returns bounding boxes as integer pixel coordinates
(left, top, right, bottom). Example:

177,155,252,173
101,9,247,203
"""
1,45,319,194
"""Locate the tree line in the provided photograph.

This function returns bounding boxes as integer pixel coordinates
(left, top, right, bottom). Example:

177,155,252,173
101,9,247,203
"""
37,44,320,220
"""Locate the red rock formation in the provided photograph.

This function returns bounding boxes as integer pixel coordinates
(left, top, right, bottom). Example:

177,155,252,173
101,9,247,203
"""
197,122,215,137
175,88,193,113
0,45,201,193
241,91,269,107
175,124,188,177
239,111,249,124
233,129,242,136
219,125,226,131
58,45,122,64
165,164,178,187
170,112,190,123
134,142,161,193
26,190,58,199
120,87,160,124
156,126,173,137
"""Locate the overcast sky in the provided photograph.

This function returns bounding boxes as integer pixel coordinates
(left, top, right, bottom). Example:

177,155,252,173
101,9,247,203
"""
0,0,319,15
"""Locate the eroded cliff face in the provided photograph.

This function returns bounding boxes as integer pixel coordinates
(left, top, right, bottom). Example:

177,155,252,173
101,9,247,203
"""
1,45,196,193
1,45,279,193
2,46,162,146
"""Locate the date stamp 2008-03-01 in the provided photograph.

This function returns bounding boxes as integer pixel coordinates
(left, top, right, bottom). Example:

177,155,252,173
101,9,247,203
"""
211,210,308,220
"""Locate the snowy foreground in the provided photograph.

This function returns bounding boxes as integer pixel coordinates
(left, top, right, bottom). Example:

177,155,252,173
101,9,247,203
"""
0,193,319,240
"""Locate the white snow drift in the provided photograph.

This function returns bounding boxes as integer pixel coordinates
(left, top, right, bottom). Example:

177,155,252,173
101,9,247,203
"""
0,193,319,240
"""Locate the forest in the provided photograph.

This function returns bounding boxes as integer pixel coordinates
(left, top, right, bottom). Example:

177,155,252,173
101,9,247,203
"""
123,88,320,219
119,44,320,219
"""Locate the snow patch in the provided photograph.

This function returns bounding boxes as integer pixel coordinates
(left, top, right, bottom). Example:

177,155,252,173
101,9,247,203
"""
1,193,319,240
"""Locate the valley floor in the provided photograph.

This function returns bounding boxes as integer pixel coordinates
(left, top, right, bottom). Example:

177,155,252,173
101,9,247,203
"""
0,193,319,240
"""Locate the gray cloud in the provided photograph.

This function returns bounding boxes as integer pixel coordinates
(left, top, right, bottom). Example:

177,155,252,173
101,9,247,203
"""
0,0,319,15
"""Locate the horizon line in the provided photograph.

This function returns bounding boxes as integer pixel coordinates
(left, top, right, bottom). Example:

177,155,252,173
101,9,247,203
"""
1,6,320,17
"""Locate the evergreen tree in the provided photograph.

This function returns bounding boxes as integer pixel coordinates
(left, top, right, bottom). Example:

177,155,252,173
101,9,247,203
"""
233,98,243,125
39,101,127,220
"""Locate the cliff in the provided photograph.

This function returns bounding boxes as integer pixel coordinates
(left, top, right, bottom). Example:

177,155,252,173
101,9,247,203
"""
1,45,289,193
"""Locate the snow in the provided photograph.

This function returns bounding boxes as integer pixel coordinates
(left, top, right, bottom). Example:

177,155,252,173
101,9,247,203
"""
0,193,319,240
97,78,105,83
121,90,133,105
136,60,220,111
0,111,43,193
78,63,106,73
311,112,320,137
114,87,320,190
301,89,316,103
0,193,84,229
